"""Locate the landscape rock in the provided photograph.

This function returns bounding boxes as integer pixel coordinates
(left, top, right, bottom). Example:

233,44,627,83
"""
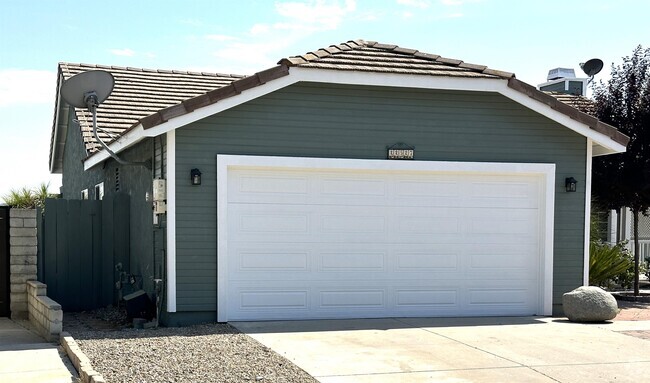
563,286,618,322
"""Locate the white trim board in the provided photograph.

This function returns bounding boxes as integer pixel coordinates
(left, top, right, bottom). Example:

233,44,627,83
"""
83,68,625,170
583,138,593,285
166,130,177,312
216,154,556,322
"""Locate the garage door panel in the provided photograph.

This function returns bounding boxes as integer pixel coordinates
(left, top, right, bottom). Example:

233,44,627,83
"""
466,288,532,306
319,177,387,197
222,163,546,321
320,214,387,234
319,251,387,271
236,211,310,234
396,215,461,234
468,181,539,209
469,253,534,270
238,251,310,271
229,172,310,204
395,288,459,307
395,252,459,271
319,290,386,308
239,290,309,309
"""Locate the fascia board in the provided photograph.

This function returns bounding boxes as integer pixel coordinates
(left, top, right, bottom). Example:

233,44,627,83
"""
83,68,625,170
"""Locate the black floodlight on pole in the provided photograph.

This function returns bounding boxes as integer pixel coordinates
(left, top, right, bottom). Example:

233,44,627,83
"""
60,70,148,168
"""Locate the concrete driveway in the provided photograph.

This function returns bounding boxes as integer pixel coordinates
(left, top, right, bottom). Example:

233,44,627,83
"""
234,317,650,382
0,318,77,383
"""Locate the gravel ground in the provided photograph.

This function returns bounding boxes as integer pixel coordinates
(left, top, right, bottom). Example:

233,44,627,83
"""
64,308,317,383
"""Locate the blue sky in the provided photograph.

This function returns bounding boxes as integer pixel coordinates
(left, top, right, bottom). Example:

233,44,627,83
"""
0,0,648,201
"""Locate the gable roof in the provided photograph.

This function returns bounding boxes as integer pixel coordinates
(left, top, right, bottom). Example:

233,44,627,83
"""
50,39,629,173
49,63,243,172
278,40,514,79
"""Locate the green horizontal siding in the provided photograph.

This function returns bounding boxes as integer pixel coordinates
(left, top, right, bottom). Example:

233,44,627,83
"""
174,82,587,312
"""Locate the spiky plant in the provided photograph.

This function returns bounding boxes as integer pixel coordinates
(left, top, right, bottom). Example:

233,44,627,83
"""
2,182,56,209
589,241,633,288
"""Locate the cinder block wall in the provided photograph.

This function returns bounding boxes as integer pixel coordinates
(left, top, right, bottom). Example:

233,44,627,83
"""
27,281,62,342
9,208,37,319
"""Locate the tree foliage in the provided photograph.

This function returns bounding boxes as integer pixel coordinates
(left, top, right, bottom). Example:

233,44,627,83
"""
591,45,650,294
592,45,650,212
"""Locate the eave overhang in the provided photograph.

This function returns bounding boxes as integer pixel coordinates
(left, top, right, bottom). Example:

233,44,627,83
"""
81,66,628,171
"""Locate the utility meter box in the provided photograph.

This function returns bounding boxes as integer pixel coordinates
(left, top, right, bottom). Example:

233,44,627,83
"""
153,179,166,201
153,201,167,215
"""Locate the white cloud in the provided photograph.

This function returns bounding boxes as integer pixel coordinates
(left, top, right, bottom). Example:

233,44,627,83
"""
205,34,238,42
402,11,414,18
355,10,383,21
440,0,481,5
397,0,430,8
273,0,357,32
203,0,358,75
250,24,271,36
211,39,295,75
110,48,135,57
0,69,56,107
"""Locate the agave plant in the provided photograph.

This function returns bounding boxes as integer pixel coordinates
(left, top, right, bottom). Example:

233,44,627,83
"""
2,182,57,209
589,241,633,288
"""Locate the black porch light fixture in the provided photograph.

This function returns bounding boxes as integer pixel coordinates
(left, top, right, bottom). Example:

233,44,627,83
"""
565,177,577,192
190,168,202,186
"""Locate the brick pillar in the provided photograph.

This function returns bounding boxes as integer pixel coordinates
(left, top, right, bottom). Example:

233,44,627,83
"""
9,208,37,319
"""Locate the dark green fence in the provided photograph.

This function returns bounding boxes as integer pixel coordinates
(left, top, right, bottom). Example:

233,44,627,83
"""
0,206,9,317
39,196,129,311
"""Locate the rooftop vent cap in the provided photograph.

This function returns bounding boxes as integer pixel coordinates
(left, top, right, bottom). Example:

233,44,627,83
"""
547,68,576,81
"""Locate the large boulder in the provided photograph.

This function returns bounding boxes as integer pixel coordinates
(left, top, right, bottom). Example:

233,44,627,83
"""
562,286,618,322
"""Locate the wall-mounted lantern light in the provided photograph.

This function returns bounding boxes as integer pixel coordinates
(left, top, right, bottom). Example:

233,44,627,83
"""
190,168,202,186
565,177,577,192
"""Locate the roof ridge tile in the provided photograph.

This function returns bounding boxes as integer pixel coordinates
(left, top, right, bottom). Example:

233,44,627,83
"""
413,52,441,60
393,47,418,55
373,43,397,50
483,68,514,78
324,46,341,54
435,57,463,65
313,49,331,58
345,40,361,48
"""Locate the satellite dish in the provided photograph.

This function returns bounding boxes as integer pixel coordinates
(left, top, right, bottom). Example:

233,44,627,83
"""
580,58,604,77
59,70,145,168
61,70,114,109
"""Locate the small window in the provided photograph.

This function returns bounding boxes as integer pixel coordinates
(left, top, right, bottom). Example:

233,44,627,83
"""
81,189,89,200
95,182,104,200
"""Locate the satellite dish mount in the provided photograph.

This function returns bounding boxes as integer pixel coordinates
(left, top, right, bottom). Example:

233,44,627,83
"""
60,70,148,168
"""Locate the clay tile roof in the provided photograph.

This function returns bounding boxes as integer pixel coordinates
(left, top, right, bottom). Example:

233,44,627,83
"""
544,91,596,116
54,63,245,156
51,39,628,170
278,39,515,79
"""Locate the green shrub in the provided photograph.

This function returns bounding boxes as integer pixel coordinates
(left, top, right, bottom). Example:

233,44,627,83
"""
2,182,56,209
589,241,633,288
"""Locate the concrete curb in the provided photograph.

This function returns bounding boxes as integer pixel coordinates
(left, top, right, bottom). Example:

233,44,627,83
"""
60,331,106,383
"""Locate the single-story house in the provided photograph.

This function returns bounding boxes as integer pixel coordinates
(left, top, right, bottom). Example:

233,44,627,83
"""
49,39,628,325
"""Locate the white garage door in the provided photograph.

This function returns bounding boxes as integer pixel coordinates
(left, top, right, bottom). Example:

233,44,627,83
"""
217,156,553,321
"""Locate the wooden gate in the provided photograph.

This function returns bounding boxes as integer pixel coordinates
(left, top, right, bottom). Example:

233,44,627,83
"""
39,196,129,311
0,206,9,317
